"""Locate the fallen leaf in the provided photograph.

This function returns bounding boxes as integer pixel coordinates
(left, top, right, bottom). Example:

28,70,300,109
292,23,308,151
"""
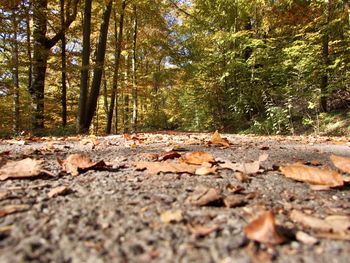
0,225,14,234
80,138,100,146
0,191,8,200
186,186,222,206
134,160,198,175
235,172,250,182
290,210,333,232
244,211,285,245
58,153,107,176
330,154,350,173
225,184,245,193
158,151,182,161
0,158,45,180
223,195,247,208
160,210,183,223
188,224,219,237
324,215,350,232
0,204,30,217
280,163,343,187
181,151,215,165
209,130,230,147
218,154,268,175
195,166,217,176
48,186,70,198
291,211,350,240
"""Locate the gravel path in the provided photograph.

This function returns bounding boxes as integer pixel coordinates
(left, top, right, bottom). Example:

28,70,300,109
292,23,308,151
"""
0,133,349,263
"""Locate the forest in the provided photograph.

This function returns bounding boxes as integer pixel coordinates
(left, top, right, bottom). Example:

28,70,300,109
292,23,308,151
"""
1,0,350,136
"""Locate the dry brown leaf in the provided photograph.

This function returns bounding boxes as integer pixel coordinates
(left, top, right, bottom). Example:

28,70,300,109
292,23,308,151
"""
195,166,217,176
209,130,230,147
158,151,182,161
324,215,350,232
0,158,44,180
59,153,106,176
330,154,350,173
0,191,8,200
181,151,215,165
0,225,14,234
244,211,285,245
291,211,350,240
48,186,70,198
223,195,247,208
280,163,343,187
135,160,198,175
290,210,333,232
186,186,222,206
0,204,30,217
218,154,268,175
188,224,219,237
160,210,183,223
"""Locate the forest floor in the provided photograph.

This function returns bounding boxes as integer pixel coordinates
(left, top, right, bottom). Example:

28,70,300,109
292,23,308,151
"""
0,132,349,263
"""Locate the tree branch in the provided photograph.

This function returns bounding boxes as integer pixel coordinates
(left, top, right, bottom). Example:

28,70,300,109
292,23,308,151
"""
46,0,79,48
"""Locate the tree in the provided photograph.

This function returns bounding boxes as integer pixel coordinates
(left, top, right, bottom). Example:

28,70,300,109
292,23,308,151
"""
77,0,92,133
106,0,127,134
78,0,113,132
30,0,78,130
131,4,138,133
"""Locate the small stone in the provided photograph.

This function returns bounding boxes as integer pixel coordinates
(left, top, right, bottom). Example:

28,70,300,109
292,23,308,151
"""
296,231,318,245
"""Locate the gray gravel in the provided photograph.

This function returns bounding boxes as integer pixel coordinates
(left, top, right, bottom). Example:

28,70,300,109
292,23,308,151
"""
0,133,349,263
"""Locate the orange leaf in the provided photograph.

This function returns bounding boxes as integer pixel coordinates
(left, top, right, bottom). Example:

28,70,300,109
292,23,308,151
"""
186,186,222,206
244,211,285,245
181,151,215,165
209,130,230,147
58,154,106,176
0,204,30,217
330,154,350,174
280,163,343,187
0,158,44,180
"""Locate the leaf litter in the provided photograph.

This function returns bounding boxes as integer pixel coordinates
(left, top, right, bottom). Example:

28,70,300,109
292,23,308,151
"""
57,153,108,176
1,132,350,261
0,158,50,180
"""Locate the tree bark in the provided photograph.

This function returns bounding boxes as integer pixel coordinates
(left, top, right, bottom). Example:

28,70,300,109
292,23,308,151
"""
131,5,138,133
60,0,67,127
320,0,332,113
12,8,20,133
123,52,130,133
106,0,127,134
30,0,79,130
77,0,92,133
25,1,32,98
84,0,113,130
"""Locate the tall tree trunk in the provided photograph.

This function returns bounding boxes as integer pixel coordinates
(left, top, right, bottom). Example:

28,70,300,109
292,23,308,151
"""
30,0,78,131
320,34,329,112
123,52,130,133
77,0,92,133
320,0,332,113
106,0,126,134
131,5,138,133
30,0,49,130
84,0,113,130
61,0,67,127
12,9,20,133
25,2,32,98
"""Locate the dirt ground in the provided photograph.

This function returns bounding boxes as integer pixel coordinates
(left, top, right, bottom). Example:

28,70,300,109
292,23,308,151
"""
0,133,349,263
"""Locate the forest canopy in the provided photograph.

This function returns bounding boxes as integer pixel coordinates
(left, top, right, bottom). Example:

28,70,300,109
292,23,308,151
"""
0,0,350,136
